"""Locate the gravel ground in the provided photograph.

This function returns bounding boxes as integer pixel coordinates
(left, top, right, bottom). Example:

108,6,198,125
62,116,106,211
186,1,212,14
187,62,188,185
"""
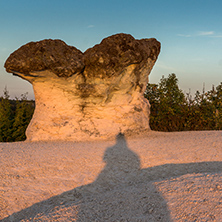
0,131,221,221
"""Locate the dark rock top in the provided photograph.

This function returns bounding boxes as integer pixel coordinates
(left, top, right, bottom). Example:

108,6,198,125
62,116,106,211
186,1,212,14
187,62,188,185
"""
5,33,160,78
5,39,84,77
84,34,160,78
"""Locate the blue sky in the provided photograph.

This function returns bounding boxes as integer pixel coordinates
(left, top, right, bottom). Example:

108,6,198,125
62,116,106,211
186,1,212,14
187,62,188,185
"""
0,0,222,99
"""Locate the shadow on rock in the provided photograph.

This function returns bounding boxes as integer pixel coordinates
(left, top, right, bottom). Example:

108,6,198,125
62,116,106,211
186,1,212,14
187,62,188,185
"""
2,133,222,222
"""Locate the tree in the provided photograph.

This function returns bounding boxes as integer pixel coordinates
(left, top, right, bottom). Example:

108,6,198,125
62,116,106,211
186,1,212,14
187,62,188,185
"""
145,73,187,131
208,83,222,129
0,87,14,142
12,93,34,141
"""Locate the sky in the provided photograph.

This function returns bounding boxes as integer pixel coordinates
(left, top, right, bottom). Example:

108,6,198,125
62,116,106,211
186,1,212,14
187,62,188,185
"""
0,0,222,99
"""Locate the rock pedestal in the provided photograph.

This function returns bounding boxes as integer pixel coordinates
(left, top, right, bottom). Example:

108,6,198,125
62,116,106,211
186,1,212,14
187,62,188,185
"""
5,33,160,141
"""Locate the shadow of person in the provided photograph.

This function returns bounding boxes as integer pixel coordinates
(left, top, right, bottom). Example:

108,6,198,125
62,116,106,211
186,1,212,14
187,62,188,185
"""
2,134,222,221
74,133,172,221
88,133,141,191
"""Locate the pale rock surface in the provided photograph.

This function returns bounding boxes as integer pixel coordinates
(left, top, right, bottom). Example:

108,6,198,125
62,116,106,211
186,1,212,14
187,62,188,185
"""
4,34,160,141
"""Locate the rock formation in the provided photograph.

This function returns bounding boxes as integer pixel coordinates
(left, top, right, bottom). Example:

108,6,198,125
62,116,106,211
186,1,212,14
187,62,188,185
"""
5,33,160,141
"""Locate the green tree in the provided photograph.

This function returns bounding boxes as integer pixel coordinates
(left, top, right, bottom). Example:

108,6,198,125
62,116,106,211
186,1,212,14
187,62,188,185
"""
208,83,222,129
0,88,14,142
12,93,34,141
185,90,213,130
145,73,186,131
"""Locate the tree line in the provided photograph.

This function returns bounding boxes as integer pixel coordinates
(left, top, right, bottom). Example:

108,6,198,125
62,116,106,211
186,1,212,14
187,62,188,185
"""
1,73,222,142
0,88,34,142
144,73,222,131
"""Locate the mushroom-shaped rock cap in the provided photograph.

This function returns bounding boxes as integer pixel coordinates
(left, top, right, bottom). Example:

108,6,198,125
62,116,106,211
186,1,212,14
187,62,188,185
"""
83,33,161,78
5,33,160,79
4,39,84,77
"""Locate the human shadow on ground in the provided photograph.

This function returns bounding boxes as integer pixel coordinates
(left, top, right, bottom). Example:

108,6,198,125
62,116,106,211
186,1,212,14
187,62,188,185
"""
2,133,222,222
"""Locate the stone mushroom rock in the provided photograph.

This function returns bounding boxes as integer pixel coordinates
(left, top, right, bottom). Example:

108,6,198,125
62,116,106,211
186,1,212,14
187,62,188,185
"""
5,33,161,141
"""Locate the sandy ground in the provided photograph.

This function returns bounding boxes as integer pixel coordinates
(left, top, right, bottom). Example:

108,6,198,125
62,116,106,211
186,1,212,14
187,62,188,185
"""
0,131,221,221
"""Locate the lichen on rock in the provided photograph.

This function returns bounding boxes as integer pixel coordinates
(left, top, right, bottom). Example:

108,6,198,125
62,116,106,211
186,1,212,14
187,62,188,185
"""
4,33,161,141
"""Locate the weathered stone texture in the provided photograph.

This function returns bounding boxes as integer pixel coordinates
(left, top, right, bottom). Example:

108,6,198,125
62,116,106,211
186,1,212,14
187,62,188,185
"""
5,33,160,141
5,39,84,77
